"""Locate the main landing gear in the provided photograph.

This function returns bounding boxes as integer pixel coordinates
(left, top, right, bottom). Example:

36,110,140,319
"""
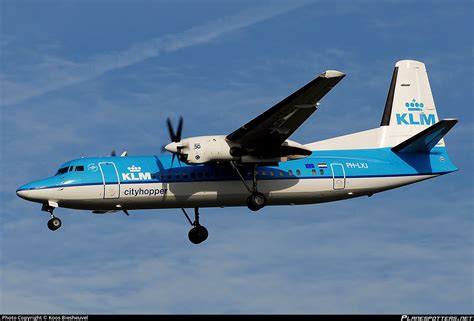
181,208,208,244
42,204,62,231
230,162,267,212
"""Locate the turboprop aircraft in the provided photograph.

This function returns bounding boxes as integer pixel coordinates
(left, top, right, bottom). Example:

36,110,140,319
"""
16,60,458,244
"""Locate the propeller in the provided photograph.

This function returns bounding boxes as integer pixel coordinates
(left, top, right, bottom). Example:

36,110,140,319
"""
164,116,184,166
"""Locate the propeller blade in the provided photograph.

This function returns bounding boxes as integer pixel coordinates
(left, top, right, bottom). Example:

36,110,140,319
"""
176,116,183,142
166,117,176,142
171,153,176,167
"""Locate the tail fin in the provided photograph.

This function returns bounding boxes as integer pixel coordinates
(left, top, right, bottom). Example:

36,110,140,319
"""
379,60,443,147
391,119,457,153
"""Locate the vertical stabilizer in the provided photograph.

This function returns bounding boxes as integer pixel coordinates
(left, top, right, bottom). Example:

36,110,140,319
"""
379,60,441,147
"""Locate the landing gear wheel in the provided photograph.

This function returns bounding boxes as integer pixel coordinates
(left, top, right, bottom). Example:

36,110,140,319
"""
247,192,267,211
47,217,62,231
188,225,208,244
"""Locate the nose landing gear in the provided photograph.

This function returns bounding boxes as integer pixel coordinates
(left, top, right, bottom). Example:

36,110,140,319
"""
42,203,62,231
181,208,208,244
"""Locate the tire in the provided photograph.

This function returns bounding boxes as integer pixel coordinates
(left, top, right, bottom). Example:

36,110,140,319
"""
194,225,208,242
47,217,61,231
247,193,266,211
246,196,259,211
188,225,208,244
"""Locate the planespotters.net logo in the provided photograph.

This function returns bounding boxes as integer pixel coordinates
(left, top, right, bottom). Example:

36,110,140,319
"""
401,315,474,321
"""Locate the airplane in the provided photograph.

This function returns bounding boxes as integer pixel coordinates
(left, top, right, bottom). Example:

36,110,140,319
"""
16,59,458,244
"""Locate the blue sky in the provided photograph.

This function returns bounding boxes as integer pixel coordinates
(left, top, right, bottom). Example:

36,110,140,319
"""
0,0,472,314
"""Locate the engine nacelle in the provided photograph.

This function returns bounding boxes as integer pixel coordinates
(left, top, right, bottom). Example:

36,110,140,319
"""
172,136,312,164
178,135,237,164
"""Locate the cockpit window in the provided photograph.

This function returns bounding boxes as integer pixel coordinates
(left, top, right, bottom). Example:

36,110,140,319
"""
55,167,69,175
75,165,84,172
69,166,74,172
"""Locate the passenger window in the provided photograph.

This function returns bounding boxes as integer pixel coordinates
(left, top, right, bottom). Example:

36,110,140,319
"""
312,169,316,175
198,172,203,178
270,171,274,176
296,169,301,176
319,169,324,175
288,170,293,176
279,171,283,176
205,172,210,178
75,165,84,172
191,172,196,179
261,171,266,176
182,173,187,178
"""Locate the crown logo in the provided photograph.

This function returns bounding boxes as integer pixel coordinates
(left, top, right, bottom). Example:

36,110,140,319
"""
128,165,141,172
405,99,424,112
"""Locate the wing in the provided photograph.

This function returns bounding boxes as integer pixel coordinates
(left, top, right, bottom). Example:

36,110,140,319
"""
226,70,345,149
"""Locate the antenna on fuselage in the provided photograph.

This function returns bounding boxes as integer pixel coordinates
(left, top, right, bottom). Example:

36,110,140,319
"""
110,150,128,157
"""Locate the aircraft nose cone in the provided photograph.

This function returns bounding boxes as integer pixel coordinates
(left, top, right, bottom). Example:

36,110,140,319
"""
16,181,45,202
16,186,31,200
165,142,178,153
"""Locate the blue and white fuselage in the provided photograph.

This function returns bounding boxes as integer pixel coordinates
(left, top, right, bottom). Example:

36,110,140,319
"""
16,146,457,210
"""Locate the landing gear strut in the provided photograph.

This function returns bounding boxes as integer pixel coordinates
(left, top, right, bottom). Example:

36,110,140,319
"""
181,208,208,244
42,204,62,231
230,162,267,211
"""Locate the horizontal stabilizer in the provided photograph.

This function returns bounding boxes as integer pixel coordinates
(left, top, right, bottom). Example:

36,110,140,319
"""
391,119,458,153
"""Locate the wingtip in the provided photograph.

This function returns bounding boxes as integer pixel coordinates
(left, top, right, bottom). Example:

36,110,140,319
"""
321,70,345,78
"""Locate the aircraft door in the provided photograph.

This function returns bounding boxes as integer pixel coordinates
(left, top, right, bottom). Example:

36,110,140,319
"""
330,163,346,190
99,162,120,199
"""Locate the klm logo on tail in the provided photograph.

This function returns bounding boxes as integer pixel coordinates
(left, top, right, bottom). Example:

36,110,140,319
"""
396,99,435,125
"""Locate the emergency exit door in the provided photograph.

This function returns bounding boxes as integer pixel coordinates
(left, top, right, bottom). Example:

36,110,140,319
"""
330,163,346,190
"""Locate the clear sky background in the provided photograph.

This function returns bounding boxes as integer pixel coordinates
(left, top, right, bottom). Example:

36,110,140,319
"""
0,0,472,314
